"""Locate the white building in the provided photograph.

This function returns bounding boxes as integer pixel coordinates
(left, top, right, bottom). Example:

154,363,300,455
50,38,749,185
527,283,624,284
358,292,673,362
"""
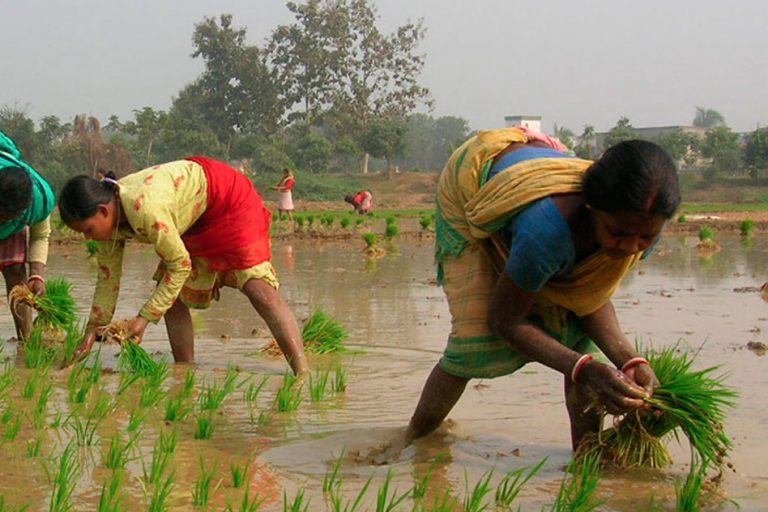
504,115,542,132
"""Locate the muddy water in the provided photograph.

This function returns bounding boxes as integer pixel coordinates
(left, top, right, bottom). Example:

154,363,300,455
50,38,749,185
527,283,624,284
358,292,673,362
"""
1,235,767,510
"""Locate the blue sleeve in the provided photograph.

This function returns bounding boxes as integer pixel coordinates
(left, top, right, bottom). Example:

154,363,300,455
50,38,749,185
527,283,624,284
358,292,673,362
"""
504,198,574,292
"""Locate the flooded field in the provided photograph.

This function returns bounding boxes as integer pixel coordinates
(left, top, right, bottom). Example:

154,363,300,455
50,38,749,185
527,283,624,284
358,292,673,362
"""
1,234,767,510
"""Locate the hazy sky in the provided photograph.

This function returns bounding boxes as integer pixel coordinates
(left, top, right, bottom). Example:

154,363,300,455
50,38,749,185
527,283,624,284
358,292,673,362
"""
3,0,766,134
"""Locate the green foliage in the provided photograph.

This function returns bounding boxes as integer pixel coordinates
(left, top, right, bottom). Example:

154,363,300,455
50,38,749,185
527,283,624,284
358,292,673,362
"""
118,341,168,381
275,370,303,412
308,368,330,402
192,457,219,509
384,223,399,239
550,455,603,512
301,310,349,354
744,126,768,177
97,469,125,512
494,459,546,508
462,469,493,512
698,225,716,242
740,219,755,237
700,126,741,179
230,460,251,489
48,442,80,512
362,232,378,248
677,214,688,223
603,116,637,149
675,457,708,512
194,414,215,440
692,106,726,128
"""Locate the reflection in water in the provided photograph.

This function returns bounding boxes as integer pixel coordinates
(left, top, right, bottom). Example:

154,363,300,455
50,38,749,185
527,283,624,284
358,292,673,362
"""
0,235,766,510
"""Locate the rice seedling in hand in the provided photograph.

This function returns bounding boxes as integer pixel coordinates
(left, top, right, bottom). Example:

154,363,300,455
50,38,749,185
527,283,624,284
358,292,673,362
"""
192,456,220,509
48,442,81,512
118,339,168,382
550,455,603,512
375,467,411,512
9,277,78,332
301,310,349,354
275,370,303,412
576,346,737,469
494,458,546,508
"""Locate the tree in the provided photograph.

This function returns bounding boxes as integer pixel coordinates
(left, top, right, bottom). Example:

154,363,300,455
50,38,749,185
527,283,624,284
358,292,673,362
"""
574,125,596,159
553,124,575,150
603,117,637,149
693,107,726,128
699,126,741,181
652,130,700,167
400,113,470,171
0,106,37,163
744,126,768,178
122,107,168,167
359,117,408,178
287,131,334,173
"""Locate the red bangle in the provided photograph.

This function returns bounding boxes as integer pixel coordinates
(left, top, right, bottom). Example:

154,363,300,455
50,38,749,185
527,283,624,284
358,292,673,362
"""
570,354,594,384
621,357,650,373
27,275,45,285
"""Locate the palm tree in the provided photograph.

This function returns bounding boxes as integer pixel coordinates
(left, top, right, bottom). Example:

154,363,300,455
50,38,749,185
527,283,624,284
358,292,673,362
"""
693,107,726,128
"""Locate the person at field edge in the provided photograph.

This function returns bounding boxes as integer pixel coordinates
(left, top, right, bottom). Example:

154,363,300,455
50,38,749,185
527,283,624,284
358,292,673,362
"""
390,127,680,455
58,157,309,375
0,131,56,341
274,168,295,221
344,190,373,214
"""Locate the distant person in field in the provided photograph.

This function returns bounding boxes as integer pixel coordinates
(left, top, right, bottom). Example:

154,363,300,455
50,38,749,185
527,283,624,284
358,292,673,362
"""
273,168,295,221
344,190,373,214
58,157,309,375
0,131,56,340
384,127,681,457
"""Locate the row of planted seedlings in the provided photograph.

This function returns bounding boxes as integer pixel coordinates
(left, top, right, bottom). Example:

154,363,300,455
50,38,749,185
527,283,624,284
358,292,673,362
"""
0,280,355,510
3,279,737,510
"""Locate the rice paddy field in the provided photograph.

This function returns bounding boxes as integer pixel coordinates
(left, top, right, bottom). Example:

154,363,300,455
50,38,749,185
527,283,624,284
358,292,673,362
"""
0,233,767,511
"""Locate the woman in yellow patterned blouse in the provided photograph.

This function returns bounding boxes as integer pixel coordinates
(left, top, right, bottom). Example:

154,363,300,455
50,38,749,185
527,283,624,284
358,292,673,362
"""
59,157,309,375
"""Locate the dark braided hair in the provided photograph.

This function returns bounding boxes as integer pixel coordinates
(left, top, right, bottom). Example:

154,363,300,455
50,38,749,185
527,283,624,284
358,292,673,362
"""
59,172,119,225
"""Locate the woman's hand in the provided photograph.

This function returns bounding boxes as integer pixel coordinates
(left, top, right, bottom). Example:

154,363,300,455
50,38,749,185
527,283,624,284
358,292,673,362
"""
579,361,648,414
624,363,659,394
126,316,150,343
27,278,45,296
73,330,98,363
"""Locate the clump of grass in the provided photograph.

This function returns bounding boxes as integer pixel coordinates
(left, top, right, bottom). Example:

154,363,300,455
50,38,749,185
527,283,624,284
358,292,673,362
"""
376,467,411,512
340,216,351,230
275,370,303,412
229,460,251,488
362,232,385,257
192,456,220,509
283,488,310,512
301,309,349,354
103,432,137,471
384,223,399,240
294,214,305,229
550,455,603,512
463,469,494,512
697,225,720,252
332,366,348,393
194,413,215,440
3,414,22,441
117,339,168,381
740,219,755,237
163,392,193,422
494,458,546,508
309,368,330,401
677,214,688,223
576,345,737,469
698,225,715,241
26,434,44,458
244,375,269,405
419,215,433,231
197,366,240,411
22,326,58,369
97,469,125,512
9,278,78,332
224,487,265,512
146,471,175,512
85,239,99,257
48,442,81,512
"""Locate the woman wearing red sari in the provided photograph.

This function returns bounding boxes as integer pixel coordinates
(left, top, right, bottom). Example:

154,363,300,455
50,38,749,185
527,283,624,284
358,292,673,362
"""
58,157,309,375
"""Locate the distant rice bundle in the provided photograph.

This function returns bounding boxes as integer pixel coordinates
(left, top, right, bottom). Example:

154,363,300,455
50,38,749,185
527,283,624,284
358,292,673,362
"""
9,278,78,331
576,346,737,469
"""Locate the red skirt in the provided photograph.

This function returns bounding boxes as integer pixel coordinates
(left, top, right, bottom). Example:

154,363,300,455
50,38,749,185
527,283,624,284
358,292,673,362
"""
181,156,271,272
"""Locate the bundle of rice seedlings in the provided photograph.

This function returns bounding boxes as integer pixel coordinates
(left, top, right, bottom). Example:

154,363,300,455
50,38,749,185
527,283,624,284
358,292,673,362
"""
576,346,737,470
9,278,77,331
99,320,166,379
301,309,349,354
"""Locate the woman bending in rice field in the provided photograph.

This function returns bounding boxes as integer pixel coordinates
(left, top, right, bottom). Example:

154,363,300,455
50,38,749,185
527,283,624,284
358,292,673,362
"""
392,127,680,454
59,157,309,375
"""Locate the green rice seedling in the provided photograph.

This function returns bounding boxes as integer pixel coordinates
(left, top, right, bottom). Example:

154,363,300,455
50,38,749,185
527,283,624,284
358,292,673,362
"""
244,375,269,404
60,322,86,367
255,410,271,427
9,277,77,332
301,310,349,354
0,361,15,399
676,457,707,512
127,407,147,433
181,368,196,399
362,232,378,249
275,370,303,412
677,214,688,223
576,346,737,469
230,459,251,488
197,366,240,411
97,468,125,512
158,427,178,455
306,214,316,228
67,355,102,404
89,394,114,420
375,467,411,512
163,392,192,422
384,223,399,240
419,215,432,231
385,216,396,226
0,499,30,512
411,456,443,500
26,433,43,458
48,442,80,512
21,369,44,399
116,372,141,396
103,432,137,471
430,487,459,512
192,456,220,509
139,379,167,408
85,240,99,258
462,469,494,512
50,410,63,428
340,217,351,230
3,414,22,441
494,458,546,508
68,413,101,446
283,489,310,512
143,442,173,486
550,455,603,512
194,413,215,440
146,471,175,512
32,382,53,428
294,215,305,229
355,217,365,227
225,488,265,512
698,225,716,242
23,326,57,369
332,366,348,393
0,406,12,425
309,368,330,402
740,219,755,237
118,340,168,381
323,452,344,494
